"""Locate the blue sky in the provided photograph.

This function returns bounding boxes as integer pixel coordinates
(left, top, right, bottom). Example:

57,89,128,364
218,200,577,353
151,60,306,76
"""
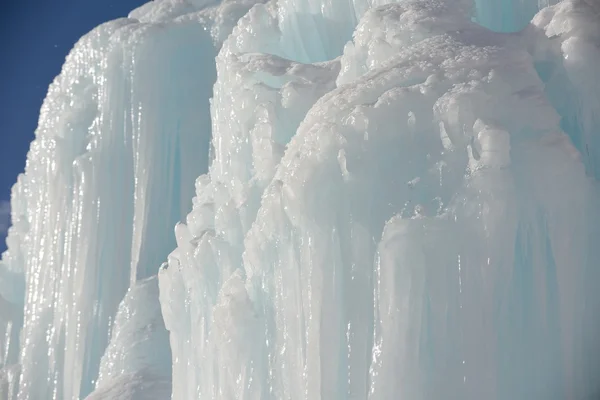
0,0,147,253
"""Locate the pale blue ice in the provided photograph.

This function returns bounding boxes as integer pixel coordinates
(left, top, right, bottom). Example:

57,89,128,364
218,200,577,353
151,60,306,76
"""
0,0,599,399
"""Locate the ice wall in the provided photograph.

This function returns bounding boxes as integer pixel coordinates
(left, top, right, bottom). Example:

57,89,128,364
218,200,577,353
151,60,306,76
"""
159,2,342,396
528,0,600,178
0,0,262,398
160,0,600,399
474,0,560,32
1,0,599,399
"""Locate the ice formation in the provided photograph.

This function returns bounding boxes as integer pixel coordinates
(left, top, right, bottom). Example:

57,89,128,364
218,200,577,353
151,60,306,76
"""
1,0,600,399
85,276,171,400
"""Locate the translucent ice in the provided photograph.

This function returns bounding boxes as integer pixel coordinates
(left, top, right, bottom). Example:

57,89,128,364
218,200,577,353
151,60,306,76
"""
528,0,600,178
474,0,560,32
160,0,600,399
1,0,600,399
0,0,260,398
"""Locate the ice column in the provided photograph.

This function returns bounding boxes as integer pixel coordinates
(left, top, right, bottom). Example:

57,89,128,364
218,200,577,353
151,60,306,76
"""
0,2,224,397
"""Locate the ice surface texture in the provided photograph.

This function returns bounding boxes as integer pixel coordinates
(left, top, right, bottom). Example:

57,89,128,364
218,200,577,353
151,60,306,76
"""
2,0,600,399
84,276,171,400
0,0,260,398
162,0,600,399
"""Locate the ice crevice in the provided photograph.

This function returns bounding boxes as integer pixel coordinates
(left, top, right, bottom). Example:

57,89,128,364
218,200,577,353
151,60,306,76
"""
0,0,600,399
526,0,600,178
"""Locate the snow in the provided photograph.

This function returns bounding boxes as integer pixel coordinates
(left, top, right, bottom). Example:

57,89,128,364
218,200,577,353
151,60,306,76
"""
85,277,171,400
1,0,600,399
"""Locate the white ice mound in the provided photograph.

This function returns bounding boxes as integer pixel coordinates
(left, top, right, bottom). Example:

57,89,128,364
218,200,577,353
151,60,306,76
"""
95,277,170,390
160,0,600,399
83,373,170,400
85,276,171,400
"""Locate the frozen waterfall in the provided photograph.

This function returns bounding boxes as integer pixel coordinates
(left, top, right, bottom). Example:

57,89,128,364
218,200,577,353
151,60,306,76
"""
1,0,600,399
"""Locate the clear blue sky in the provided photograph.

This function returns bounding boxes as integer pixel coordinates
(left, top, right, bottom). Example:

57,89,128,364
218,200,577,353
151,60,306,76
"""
0,0,148,253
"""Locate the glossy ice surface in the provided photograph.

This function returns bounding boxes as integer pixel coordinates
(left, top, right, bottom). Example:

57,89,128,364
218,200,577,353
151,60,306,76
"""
1,0,599,399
